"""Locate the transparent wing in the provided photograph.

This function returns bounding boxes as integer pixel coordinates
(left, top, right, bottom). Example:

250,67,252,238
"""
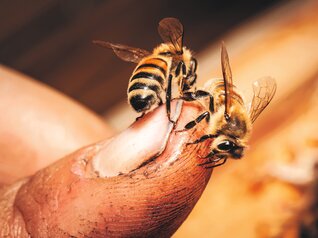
221,43,233,117
158,17,184,54
249,77,277,123
92,40,150,63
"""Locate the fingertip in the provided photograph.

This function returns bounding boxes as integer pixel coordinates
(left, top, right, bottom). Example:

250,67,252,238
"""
14,100,214,237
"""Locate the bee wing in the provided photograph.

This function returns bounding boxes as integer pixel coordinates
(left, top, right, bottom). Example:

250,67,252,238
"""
158,17,184,54
249,77,277,123
92,40,151,63
221,43,234,117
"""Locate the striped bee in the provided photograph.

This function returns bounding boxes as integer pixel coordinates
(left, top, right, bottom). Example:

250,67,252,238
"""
93,17,197,122
178,43,277,168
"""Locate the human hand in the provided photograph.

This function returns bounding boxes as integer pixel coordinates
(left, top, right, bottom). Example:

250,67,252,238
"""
0,66,213,237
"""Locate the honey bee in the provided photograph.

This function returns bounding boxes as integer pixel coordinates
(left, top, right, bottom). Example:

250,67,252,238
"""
93,18,197,122
179,43,277,168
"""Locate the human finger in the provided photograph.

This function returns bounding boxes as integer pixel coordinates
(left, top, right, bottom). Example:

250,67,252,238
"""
0,101,213,237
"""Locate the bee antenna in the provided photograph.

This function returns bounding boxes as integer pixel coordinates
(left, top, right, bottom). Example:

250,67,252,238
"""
221,41,232,122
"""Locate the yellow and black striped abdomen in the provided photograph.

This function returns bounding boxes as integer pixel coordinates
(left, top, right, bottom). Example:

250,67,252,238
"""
128,57,168,113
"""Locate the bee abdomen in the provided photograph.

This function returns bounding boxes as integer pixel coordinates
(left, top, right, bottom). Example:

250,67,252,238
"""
128,81,160,112
128,57,167,113
129,91,157,112
136,63,166,75
128,82,160,93
130,72,164,85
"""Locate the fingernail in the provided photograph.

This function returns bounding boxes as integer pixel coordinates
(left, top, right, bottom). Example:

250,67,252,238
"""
91,101,183,177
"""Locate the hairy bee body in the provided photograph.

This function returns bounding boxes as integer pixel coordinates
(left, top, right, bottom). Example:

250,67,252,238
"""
180,44,276,168
128,43,194,113
202,78,251,158
93,17,197,121
128,55,169,112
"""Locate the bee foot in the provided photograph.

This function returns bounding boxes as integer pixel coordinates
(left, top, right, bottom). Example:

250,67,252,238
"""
185,142,195,147
174,128,187,133
135,113,145,121
169,119,176,125
197,161,212,167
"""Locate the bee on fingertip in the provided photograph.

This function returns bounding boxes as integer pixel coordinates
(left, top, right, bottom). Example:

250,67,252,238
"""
178,43,277,168
93,17,197,123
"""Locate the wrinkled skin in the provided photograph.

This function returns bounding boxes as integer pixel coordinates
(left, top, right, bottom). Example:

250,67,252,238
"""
0,66,213,237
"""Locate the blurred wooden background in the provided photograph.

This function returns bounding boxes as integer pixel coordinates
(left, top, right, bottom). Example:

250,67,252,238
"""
0,0,283,114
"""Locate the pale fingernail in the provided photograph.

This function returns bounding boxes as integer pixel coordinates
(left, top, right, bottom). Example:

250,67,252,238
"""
91,100,183,177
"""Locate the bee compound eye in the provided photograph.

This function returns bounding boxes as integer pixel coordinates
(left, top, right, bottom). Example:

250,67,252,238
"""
217,141,234,151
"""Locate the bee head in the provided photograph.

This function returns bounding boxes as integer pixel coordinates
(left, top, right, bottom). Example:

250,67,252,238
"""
208,105,251,161
210,135,245,160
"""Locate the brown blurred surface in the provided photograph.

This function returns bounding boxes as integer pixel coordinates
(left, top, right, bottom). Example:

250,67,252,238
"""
0,0,282,114
0,65,113,184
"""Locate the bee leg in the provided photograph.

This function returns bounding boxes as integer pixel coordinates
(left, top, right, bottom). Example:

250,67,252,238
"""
166,74,175,125
176,61,187,94
204,159,227,168
197,159,213,167
180,76,186,94
197,91,214,113
186,133,217,145
185,74,197,91
181,90,212,104
208,93,214,113
175,111,210,133
180,73,196,94
175,61,186,77
198,156,226,168
182,61,187,76
180,58,197,95
135,112,145,121
197,151,215,160
180,91,194,101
